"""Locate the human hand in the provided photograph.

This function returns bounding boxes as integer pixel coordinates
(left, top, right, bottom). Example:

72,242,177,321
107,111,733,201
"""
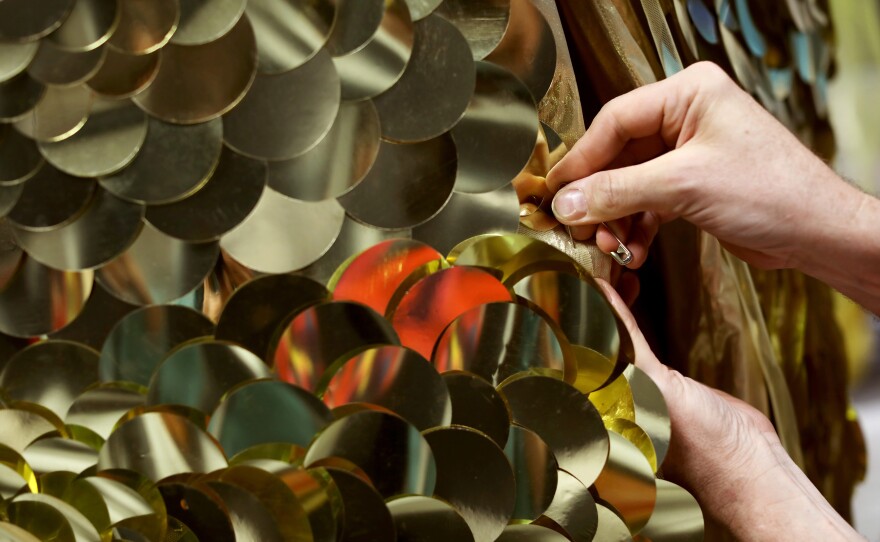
547,62,872,274
596,279,865,540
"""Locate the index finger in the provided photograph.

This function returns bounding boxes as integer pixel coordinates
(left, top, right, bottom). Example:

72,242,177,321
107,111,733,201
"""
545,67,701,193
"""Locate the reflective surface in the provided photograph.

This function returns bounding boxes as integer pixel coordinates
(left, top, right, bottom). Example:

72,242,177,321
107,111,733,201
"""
133,15,257,124
323,346,451,431
172,0,246,46
338,135,457,230
332,0,414,101
593,431,657,534
390,266,513,358
7,163,94,230
110,0,179,54
434,302,570,385
504,425,558,521
268,100,379,201
98,412,227,481
38,98,148,178
500,375,609,488
443,371,511,448
208,379,333,458
0,341,99,418
0,41,39,83
145,147,266,241
326,467,394,541
99,117,223,204
373,14,475,142
13,187,144,270
437,0,511,60
214,274,329,360
0,73,45,122
305,410,436,498
12,84,93,143
46,0,119,51
0,0,75,42
96,223,220,305
273,301,400,393
147,341,271,413
99,304,214,386
535,470,598,542
27,40,106,86
0,124,42,185
387,495,474,542
220,187,344,274
637,479,704,541
423,426,515,540
451,61,538,194
247,0,334,73
223,48,340,161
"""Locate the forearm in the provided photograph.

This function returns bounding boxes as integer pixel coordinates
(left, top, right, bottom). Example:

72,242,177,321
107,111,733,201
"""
796,180,880,316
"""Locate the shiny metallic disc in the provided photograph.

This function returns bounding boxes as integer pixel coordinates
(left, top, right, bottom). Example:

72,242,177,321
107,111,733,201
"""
323,345,451,431
389,266,513,359
47,280,135,349
442,371,510,448
0,340,99,418
220,187,344,274
500,375,609,488
484,0,557,103
203,481,288,541
23,437,98,474
65,385,146,440
607,418,658,473
267,99,379,201
412,181,521,255
147,341,271,414
298,217,411,287
98,304,214,386
27,40,107,86
110,0,180,55
373,14,474,142
204,465,314,541
47,0,119,51
208,379,333,458
534,470,598,542
247,0,335,73
338,135,458,230
325,468,395,542
638,479,704,541
0,41,39,83
513,270,633,388
0,409,60,454
96,222,220,305
222,48,340,161
98,412,228,481
273,301,400,393
402,0,443,21
38,98,149,178
133,15,257,124
325,0,385,55
157,483,235,540
172,0,247,46
0,255,93,338
504,425,558,521
496,524,570,541
13,187,144,270
332,0,414,101
624,365,671,469
146,146,266,241
99,117,223,204
12,84,93,143
0,0,75,42
330,238,444,316
213,274,329,360
437,0,510,60
86,48,160,99
433,301,570,385
8,495,93,541
0,124,43,186
423,426,515,540
593,431,657,535
451,61,538,194
387,495,475,542
305,410,436,498
0,73,46,122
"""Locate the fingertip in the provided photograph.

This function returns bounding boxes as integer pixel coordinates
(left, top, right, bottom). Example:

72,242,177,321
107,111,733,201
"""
595,226,621,254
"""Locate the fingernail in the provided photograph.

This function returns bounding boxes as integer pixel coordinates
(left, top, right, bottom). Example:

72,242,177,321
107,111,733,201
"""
552,189,587,220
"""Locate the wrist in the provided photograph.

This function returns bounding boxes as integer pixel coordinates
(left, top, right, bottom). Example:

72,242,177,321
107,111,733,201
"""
791,177,880,315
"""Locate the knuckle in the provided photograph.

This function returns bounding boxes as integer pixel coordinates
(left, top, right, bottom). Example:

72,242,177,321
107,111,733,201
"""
593,170,623,213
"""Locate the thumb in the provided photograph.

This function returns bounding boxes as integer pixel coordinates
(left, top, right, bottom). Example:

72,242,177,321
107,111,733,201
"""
551,152,684,225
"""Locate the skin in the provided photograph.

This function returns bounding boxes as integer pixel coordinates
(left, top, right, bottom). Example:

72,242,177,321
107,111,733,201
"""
547,61,880,540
